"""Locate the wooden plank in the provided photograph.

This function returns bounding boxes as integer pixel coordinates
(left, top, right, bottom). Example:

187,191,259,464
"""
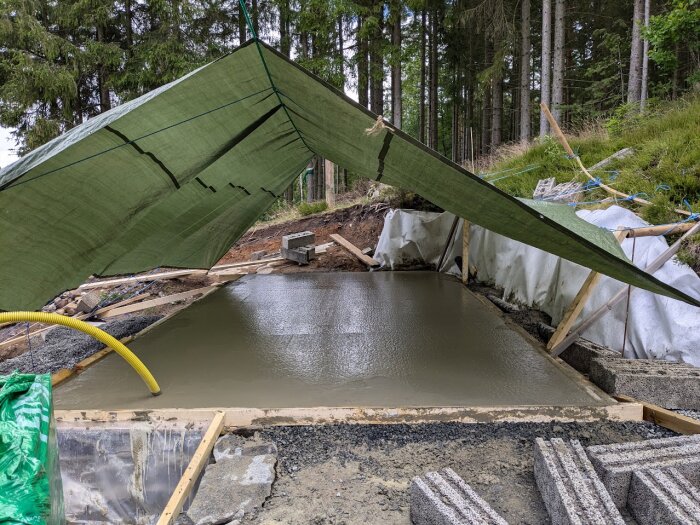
101,286,218,318
615,394,700,435
209,257,284,272
325,158,335,207
93,293,152,317
547,230,628,351
329,234,379,267
461,220,470,284
157,411,225,525
79,269,208,290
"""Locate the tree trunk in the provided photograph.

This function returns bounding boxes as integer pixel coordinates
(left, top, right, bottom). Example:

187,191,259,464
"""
390,0,402,128
96,24,111,113
357,16,369,108
491,68,502,149
325,159,335,207
337,15,345,89
369,2,384,114
640,0,650,111
419,9,427,143
551,0,565,124
251,0,259,36
481,35,492,154
428,6,438,150
280,0,290,56
519,0,531,142
238,1,247,43
125,0,133,52
306,160,315,202
539,0,552,136
627,0,643,103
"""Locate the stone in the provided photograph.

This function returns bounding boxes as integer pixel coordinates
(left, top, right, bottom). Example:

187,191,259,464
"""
250,250,267,261
213,433,278,462
76,290,102,313
411,467,508,525
533,438,624,525
586,435,700,509
186,454,276,525
281,231,315,250
589,357,700,409
628,468,700,525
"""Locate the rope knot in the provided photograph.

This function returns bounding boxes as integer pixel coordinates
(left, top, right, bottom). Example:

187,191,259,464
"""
365,115,388,136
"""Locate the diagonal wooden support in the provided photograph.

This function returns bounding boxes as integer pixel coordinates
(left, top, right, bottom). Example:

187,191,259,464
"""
157,411,226,525
547,229,628,351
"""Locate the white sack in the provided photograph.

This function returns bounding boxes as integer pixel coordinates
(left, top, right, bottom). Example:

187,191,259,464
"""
374,206,700,366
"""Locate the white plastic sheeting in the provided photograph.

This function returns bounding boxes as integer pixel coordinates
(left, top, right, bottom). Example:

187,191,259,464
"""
374,207,700,366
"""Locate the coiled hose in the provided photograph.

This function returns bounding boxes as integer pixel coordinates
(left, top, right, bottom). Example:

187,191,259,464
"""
0,311,161,395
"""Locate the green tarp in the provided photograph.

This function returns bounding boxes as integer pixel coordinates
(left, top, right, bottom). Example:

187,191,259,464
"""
0,39,698,310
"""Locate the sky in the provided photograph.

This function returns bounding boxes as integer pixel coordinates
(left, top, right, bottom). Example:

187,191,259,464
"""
0,127,18,168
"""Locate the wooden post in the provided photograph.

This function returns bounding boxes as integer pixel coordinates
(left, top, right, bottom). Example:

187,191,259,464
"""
547,230,628,351
461,220,470,284
157,411,226,525
324,158,335,207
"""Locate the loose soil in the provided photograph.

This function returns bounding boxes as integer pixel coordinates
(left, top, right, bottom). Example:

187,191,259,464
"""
239,421,674,524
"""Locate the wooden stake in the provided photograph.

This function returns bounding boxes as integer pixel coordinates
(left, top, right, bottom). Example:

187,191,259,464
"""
329,234,379,267
551,220,700,356
325,158,335,208
540,103,692,217
461,220,470,284
615,395,700,434
547,230,628,351
156,411,225,525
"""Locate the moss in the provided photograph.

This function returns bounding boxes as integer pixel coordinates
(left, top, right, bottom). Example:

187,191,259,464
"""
297,201,329,216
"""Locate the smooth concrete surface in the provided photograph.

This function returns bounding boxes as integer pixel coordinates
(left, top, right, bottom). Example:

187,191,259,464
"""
55,272,606,410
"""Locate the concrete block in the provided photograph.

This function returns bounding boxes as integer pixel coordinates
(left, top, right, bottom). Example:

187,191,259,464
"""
587,435,700,509
589,357,700,409
411,467,508,524
281,231,315,250
533,438,624,525
628,468,700,525
532,178,582,203
533,178,557,200
281,245,315,264
536,323,617,375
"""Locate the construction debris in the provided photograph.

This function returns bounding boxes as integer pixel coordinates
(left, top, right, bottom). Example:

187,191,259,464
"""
185,433,277,525
533,438,624,524
587,435,700,508
533,178,583,203
411,468,508,525
75,290,101,313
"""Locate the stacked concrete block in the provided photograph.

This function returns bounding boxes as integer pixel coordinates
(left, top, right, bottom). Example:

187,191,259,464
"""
533,438,625,525
410,467,508,525
628,468,700,525
537,323,617,374
589,357,700,409
281,231,316,265
532,178,583,203
586,435,700,509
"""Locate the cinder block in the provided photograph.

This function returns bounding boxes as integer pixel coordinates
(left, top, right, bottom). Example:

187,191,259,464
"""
538,323,618,374
281,245,315,264
410,467,508,525
533,438,624,525
281,231,315,250
587,435,700,509
628,468,700,525
589,357,700,409
533,178,557,200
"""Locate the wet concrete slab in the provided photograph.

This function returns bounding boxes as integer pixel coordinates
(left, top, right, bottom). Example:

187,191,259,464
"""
55,272,607,410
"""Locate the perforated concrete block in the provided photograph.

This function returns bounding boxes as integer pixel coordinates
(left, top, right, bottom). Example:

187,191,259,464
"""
589,357,700,409
410,467,508,525
628,468,700,525
586,435,700,509
533,438,624,525
281,231,315,250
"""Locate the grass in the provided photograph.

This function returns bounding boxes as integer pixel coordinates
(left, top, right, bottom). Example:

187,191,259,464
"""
480,96,700,226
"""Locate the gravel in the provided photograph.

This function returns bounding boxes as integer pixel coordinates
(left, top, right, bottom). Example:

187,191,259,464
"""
0,315,161,375
242,421,676,524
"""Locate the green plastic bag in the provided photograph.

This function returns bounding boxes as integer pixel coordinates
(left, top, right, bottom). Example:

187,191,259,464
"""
0,373,64,524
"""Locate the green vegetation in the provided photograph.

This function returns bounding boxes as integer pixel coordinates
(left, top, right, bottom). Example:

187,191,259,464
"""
297,201,329,216
485,96,700,226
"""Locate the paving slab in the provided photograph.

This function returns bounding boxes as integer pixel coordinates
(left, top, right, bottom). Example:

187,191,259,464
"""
411,468,508,524
589,357,700,409
54,272,609,409
587,435,700,509
533,438,624,525
628,468,700,525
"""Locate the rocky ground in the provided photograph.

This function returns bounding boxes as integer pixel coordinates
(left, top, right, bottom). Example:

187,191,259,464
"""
201,422,675,525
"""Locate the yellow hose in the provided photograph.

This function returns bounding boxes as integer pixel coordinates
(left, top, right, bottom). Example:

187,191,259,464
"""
0,311,161,396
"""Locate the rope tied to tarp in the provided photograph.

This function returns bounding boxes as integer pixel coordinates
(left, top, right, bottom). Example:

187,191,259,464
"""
365,115,388,136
